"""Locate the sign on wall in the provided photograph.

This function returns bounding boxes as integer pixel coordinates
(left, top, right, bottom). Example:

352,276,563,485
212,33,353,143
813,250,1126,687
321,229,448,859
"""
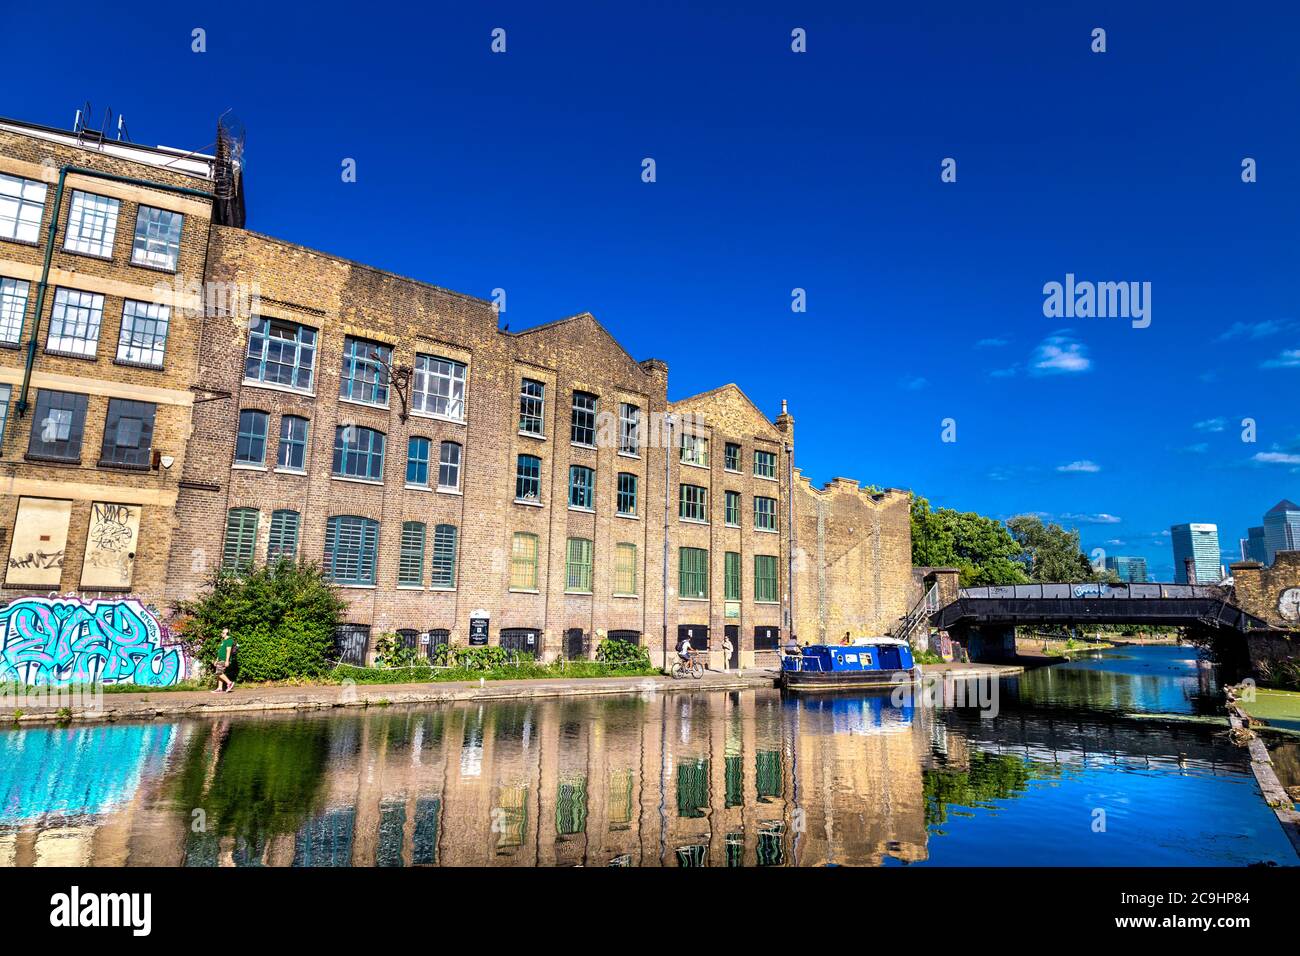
6,497,72,588
469,612,489,646
80,502,141,590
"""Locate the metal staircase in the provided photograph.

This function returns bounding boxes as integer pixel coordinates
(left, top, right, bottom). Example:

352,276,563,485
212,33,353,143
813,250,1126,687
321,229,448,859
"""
894,582,940,645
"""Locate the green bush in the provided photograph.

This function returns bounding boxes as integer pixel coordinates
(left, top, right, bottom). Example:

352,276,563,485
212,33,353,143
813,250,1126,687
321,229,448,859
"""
175,559,347,683
374,632,422,669
453,646,511,670
595,638,652,669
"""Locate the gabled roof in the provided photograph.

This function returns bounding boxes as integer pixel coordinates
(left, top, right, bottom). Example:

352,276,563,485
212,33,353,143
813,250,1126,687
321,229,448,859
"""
509,311,653,378
669,382,782,439
1266,499,1300,515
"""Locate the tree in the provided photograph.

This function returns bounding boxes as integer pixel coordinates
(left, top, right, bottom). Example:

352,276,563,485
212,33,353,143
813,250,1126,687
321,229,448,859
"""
1006,515,1106,583
911,497,1030,587
174,559,348,682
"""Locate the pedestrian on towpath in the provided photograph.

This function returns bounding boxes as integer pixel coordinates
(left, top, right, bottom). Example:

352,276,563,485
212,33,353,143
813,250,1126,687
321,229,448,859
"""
212,627,237,694
721,633,734,673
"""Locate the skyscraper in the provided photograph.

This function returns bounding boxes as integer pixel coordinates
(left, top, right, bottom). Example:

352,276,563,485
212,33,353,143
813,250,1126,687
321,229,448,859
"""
1263,499,1300,565
1242,525,1268,564
1170,523,1221,584
1104,555,1148,583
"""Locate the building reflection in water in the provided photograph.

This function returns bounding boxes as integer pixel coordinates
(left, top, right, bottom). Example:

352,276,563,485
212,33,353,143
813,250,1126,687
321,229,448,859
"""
0,672,1262,867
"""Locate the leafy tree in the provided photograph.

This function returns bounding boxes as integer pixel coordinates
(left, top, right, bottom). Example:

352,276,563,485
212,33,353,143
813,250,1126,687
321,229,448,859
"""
1006,515,1107,583
911,496,1030,587
174,559,347,682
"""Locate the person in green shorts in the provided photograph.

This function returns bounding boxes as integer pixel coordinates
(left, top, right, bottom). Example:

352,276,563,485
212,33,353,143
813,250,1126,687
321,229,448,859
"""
212,628,237,694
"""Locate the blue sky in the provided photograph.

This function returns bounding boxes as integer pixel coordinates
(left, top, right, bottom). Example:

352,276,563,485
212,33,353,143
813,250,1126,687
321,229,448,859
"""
8,1,1299,579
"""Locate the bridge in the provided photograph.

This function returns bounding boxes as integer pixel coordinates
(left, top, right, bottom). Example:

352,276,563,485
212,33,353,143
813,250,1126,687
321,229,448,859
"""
896,576,1279,664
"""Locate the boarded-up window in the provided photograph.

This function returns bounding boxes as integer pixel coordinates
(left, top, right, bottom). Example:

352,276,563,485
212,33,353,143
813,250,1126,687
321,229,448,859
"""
80,501,141,589
6,497,72,587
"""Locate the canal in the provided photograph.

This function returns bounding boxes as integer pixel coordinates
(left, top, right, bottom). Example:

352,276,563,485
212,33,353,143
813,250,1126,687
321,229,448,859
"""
0,645,1295,866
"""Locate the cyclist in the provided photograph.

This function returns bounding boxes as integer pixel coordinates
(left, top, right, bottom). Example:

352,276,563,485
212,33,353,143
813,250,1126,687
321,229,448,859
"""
678,636,693,667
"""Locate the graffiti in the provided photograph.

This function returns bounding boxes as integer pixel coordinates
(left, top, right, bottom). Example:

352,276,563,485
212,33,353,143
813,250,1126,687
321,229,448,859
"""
88,503,135,555
82,502,140,588
8,550,64,571
0,596,187,687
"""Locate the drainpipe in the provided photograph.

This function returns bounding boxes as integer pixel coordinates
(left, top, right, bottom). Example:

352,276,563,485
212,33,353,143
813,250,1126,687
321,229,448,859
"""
16,165,214,417
786,441,795,643
661,414,676,670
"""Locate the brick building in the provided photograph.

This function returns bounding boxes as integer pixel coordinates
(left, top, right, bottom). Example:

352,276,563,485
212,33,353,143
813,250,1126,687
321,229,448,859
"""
0,115,242,608
0,112,915,669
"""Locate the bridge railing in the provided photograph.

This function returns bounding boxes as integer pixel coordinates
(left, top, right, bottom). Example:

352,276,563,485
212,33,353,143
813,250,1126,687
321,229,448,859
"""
955,583,1225,601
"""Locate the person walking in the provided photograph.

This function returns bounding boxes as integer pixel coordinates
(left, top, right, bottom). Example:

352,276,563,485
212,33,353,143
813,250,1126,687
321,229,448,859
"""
721,633,734,673
211,627,237,694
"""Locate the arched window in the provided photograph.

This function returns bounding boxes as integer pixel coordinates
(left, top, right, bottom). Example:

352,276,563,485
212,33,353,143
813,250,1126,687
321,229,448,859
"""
267,509,300,560
438,441,462,490
222,507,258,569
325,515,379,585
431,524,458,588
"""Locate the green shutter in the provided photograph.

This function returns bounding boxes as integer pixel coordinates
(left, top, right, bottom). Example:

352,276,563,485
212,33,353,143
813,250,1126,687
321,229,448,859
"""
431,524,457,588
267,509,299,560
399,521,426,585
725,552,741,601
755,554,778,602
566,537,593,592
222,508,258,569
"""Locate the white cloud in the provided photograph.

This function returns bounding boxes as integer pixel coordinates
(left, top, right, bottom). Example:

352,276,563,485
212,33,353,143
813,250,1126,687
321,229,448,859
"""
1031,334,1091,375
1253,451,1300,465
976,337,1009,348
1193,417,1226,432
1261,349,1300,369
1059,512,1122,524
1216,319,1288,342
1056,460,1100,473
898,375,928,391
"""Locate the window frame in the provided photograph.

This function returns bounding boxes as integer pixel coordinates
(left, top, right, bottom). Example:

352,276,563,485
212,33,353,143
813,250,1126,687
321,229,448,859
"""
753,449,777,479
399,521,427,587
46,287,105,358
679,483,708,523
724,442,741,472
724,490,741,527
565,537,594,593
515,454,542,503
412,353,466,421
724,551,741,601
62,189,120,259
0,276,30,346
614,542,638,596
115,299,171,368
616,472,639,516
267,509,301,561
130,204,184,271
235,409,269,466
519,378,545,436
222,507,259,570
26,389,88,463
510,532,539,591
98,398,157,470
437,440,462,491
0,173,47,244
569,464,595,510
277,415,310,472
332,425,386,481
754,495,778,532
680,433,709,468
324,515,380,586
406,436,431,487
431,524,458,589
339,336,391,406
245,317,317,392
570,391,597,446
679,546,709,600
618,402,641,456
754,554,779,603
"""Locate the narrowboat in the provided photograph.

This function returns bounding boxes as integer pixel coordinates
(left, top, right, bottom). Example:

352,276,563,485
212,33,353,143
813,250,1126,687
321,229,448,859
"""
780,637,920,692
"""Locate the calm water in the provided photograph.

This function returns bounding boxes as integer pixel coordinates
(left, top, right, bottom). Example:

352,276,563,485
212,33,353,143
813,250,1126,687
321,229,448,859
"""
0,645,1294,866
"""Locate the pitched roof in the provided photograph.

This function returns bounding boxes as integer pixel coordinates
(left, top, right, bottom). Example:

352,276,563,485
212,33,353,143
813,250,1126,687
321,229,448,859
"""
509,311,651,376
1266,498,1300,515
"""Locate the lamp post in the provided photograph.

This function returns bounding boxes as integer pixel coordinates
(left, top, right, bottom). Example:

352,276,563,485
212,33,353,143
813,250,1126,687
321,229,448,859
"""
662,413,676,670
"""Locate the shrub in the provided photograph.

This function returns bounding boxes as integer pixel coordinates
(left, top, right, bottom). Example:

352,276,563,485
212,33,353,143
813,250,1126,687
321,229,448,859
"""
595,638,652,669
429,641,454,666
374,632,422,669
453,646,510,670
175,559,347,683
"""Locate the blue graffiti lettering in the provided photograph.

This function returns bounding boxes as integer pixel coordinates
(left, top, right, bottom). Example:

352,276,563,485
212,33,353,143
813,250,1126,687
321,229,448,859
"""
0,597,187,687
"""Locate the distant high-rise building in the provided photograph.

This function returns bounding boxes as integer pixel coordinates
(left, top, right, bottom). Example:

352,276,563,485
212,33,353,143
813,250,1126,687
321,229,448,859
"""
1104,555,1148,583
1171,523,1221,584
1242,525,1268,564
1263,499,1300,565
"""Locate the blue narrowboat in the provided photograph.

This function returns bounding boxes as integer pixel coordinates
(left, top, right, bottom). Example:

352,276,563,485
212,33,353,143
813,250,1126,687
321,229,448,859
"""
780,637,920,692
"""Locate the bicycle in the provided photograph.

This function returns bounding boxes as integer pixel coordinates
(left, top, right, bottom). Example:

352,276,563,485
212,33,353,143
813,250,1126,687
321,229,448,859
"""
670,651,705,680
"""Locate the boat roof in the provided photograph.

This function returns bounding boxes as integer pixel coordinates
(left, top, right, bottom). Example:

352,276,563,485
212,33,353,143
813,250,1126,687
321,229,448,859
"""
807,637,909,648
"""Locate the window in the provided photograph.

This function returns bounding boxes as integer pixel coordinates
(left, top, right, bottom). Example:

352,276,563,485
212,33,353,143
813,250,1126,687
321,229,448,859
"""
438,441,461,491
399,521,426,586
724,443,741,472
115,300,170,367
566,538,593,593
516,454,541,502
268,509,300,560
245,317,316,391
130,205,183,270
510,532,539,590
754,449,777,479
325,515,380,585
28,390,87,462
431,524,458,588
519,378,544,435
755,496,778,531
679,547,709,599
406,436,431,486
680,433,709,467
413,354,466,419
99,399,156,469
0,383,10,446
616,472,638,516
569,465,594,509
755,555,779,603
277,416,309,471
0,173,46,243
725,491,740,526
235,410,269,465
618,403,640,455
725,552,741,601
0,277,29,345
614,543,638,596
340,336,391,405
571,391,597,446
333,426,385,480
679,484,708,522
47,288,104,357
222,508,259,570
63,190,119,257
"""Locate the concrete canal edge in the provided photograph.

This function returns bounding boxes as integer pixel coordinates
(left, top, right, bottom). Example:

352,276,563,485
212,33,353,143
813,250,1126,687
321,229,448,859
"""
0,661,1023,726
1224,685,1300,857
